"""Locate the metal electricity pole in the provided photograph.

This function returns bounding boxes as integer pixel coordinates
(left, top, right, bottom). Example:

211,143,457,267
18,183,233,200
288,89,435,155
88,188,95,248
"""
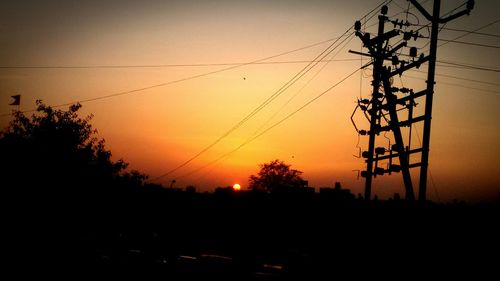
363,8,386,201
410,0,475,202
350,1,474,201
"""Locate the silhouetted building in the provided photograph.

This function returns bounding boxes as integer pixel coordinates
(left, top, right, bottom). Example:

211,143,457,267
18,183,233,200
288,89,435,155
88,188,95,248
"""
319,182,355,201
214,186,234,195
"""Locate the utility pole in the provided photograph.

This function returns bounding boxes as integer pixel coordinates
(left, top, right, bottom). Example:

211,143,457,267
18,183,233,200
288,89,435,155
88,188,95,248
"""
411,0,475,202
350,1,474,201
363,7,386,201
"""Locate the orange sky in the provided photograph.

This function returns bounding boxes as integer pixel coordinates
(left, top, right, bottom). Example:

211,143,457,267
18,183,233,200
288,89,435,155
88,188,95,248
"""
1,0,499,202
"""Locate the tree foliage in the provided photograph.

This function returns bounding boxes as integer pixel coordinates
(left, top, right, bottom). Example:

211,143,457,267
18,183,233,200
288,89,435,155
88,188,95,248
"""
248,159,306,193
0,101,145,194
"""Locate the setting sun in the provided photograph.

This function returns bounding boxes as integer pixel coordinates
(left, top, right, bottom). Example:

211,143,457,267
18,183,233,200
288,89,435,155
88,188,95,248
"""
233,184,241,191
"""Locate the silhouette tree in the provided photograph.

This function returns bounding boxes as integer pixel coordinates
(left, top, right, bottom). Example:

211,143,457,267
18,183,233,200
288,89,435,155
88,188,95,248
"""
248,159,306,193
0,100,146,197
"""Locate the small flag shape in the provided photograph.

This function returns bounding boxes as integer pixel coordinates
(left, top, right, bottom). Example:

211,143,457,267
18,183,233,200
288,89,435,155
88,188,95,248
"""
9,95,21,106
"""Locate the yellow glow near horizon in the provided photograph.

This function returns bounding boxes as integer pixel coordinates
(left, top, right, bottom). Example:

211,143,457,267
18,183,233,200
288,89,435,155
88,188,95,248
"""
233,184,241,191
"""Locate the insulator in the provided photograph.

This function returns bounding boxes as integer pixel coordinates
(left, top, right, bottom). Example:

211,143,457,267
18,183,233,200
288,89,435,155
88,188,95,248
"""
403,32,412,41
381,5,388,15
391,20,404,29
359,130,367,136
467,0,475,10
410,47,417,58
354,20,362,31
375,147,386,155
390,164,401,173
362,151,370,158
374,167,385,175
359,99,370,105
391,87,399,92
363,33,371,42
400,87,410,93
360,171,368,178
392,144,403,152
391,56,399,65
359,105,368,111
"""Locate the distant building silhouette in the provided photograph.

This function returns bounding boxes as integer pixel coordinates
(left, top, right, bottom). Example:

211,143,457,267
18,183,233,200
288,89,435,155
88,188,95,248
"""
319,182,355,201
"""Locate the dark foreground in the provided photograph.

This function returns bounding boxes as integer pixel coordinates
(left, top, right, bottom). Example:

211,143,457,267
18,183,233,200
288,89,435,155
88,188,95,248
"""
8,188,499,278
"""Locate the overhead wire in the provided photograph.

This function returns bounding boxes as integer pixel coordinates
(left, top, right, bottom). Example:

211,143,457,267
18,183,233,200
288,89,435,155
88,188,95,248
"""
252,34,356,137
153,0,394,182
394,55,500,73
409,69,500,87
438,27,500,38
437,18,500,48
415,1,468,50
403,74,500,94
436,39,500,49
153,28,356,181
0,58,360,70
437,61,500,73
174,68,362,181
0,36,352,118
182,33,358,180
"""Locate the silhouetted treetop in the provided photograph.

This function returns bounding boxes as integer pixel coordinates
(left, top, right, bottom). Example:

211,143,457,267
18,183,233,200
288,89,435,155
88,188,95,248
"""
248,159,306,193
0,100,145,193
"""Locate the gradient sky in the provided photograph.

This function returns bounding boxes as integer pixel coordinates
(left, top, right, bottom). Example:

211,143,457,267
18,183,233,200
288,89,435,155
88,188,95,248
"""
1,0,499,202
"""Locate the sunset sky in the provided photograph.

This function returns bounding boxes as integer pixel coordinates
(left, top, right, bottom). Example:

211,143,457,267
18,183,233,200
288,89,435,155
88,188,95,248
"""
1,0,499,202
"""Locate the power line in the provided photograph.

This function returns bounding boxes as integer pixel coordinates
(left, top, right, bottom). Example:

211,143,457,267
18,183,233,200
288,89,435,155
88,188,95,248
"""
416,17,500,54
0,35,353,118
0,59,359,70
152,0,393,182
364,0,422,30
439,27,500,38
436,63,500,72
390,0,403,11
442,1,468,18
436,73,500,86
416,1,469,50
410,69,500,87
252,34,356,138
173,68,361,181
404,74,500,94
438,18,500,48
437,38,500,49
435,73,500,87
437,61,500,73
153,30,356,181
